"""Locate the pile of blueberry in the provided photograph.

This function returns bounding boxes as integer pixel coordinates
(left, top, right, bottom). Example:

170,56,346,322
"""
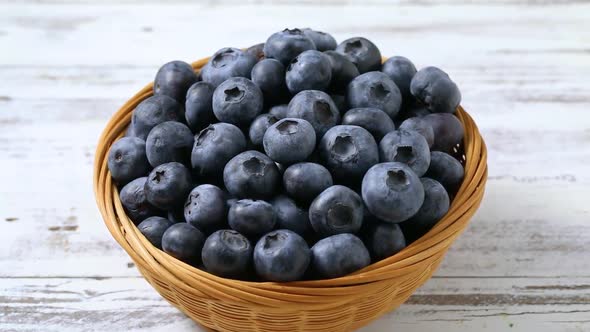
108,28,464,282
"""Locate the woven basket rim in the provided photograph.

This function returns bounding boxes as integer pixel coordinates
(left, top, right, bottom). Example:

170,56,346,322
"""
93,56,488,309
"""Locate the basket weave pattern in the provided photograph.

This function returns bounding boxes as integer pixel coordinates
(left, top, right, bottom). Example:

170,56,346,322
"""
93,57,488,332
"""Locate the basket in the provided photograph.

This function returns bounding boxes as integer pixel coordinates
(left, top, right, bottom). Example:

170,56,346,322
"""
93,56,488,332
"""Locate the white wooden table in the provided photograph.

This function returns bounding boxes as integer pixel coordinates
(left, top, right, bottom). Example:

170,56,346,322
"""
1,1,589,331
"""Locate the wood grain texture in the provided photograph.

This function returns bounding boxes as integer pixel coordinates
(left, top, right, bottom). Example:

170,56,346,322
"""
0,1,589,331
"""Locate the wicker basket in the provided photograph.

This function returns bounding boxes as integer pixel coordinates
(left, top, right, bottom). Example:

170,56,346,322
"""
93,57,488,332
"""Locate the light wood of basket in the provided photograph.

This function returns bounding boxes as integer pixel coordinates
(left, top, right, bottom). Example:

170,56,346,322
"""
93,57,488,332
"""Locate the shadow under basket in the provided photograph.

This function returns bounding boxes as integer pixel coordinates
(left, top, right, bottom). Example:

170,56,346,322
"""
93,57,488,332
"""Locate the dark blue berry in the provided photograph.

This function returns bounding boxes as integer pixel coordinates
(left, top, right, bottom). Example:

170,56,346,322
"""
245,43,266,62
228,199,276,237
251,58,288,104
341,108,395,141
145,162,192,210
379,129,430,177
381,56,417,101
268,104,289,119
283,162,333,203
324,50,359,93
364,222,406,261
146,121,193,167
423,113,464,153
362,162,424,223
137,216,173,249
254,229,310,281
302,28,337,51
263,118,316,164
201,48,257,88
318,125,379,180
270,195,311,235
286,50,332,94
335,37,381,74
162,223,205,265
401,178,450,243
264,28,316,66
154,60,198,103
249,114,279,148
191,123,246,179
212,77,263,127
310,233,370,279
399,117,435,148
287,90,340,138
119,177,162,224
184,184,227,230
108,137,150,185
309,185,364,237
425,151,464,193
185,81,215,132
223,150,280,199
131,95,183,140
347,71,402,119
410,66,461,114
202,230,252,278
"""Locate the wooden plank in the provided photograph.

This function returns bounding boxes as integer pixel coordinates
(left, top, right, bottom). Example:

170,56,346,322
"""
0,4,588,66
1,276,589,331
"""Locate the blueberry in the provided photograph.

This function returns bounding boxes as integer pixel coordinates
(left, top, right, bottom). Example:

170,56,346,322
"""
362,162,424,223
254,229,310,281
423,113,464,153
396,102,430,123
228,199,276,237
201,48,257,88
131,95,183,140
249,114,279,148
310,233,370,279
201,230,252,278
341,108,395,141
263,28,316,66
309,185,364,237
185,82,215,132
364,222,406,261
223,150,280,199
283,162,333,203
161,223,205,265
302,28,337,51
145,121,194,167
137,216,174,249
125,124,135,137
154,60,198,103
381,56,417,101
287,90,340,138
399,117,435,148
245,43,266,62
335,37,381,74
167,207,186,223
212,77,264,127
268,104,289,119
286,50,332,94
108,137,150,185
330,94,349,114
184,184,227,230
318,125,379,180
347,71,402,119
425,151,464,193
251,58,288,104
401,178,450,243
145,162,192,210
119,177,162,224
324,50,359,94
191,123,246,179
263,118,316,164
410,66,461,114
379,129,430,177
270,195,311,235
